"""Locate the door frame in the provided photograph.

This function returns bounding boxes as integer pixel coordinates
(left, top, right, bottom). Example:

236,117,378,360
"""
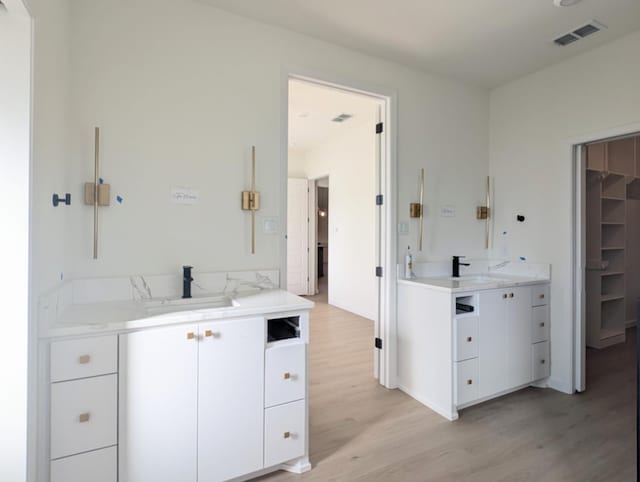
570,120,640,393
280,67,398,388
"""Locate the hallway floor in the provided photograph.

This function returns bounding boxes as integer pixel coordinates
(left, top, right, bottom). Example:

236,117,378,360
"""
259,303,636,481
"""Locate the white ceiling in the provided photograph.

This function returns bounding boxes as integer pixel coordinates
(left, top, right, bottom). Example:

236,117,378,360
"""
288,79,380,152
199,0,640,88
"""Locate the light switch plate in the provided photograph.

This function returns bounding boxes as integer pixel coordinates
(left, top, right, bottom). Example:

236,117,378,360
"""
440,205,456,217
397,222,409,234
171,187,199,205
262,218,279,234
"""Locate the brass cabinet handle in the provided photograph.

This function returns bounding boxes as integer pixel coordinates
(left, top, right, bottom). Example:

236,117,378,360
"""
283,372,291,380
79,413,91,423
204,330,220,338
467,379,473,385
78,355,91,365
186,332,196,340
466,336,473,343
283,431,291,439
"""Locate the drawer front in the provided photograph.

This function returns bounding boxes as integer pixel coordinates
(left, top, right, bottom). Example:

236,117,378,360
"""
51,374,117,459
531,285,549,307
265,343,306,408
264,399,306,467
454,358,478,406
532,341,550,380
532,305,550,343
51,335,118,382
454,317,478,362
51,446,117,482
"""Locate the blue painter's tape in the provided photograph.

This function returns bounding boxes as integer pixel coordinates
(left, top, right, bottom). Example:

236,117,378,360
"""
99,177,104,184
519,256,526,261
116,195,123,204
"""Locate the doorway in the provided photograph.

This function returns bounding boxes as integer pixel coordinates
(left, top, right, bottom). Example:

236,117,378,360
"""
284,75,393,384
574,132,640,392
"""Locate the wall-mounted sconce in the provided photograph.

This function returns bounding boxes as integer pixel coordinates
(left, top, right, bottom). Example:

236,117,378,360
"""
241,146,261,254
409,168,425,251
84,127,111,259
477,176,492,249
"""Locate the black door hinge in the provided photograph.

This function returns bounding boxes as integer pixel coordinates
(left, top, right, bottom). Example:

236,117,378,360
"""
375,266,383,277
376,194,383,206
375,337,383,349
375,122,383,134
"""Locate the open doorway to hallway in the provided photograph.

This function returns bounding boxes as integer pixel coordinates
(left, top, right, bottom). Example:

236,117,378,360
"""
286,77,383,377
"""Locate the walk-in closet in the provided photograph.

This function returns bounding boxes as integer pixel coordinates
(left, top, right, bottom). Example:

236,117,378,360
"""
586,135,640,348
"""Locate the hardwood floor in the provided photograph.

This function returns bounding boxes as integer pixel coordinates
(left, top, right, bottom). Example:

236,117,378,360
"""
258,298,636,481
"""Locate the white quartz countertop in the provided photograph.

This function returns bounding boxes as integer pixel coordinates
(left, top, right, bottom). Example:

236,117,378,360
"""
41,289,314,339
398,273,550,293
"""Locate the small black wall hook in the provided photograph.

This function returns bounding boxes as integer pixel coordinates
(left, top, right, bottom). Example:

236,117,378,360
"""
52,193,71,207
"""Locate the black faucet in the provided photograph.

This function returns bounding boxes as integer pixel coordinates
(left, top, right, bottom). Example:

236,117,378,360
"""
182,265,193,299
452,256,470,278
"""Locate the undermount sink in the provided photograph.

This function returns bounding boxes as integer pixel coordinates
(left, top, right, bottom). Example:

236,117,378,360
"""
144,295,237,315
448,275,508,284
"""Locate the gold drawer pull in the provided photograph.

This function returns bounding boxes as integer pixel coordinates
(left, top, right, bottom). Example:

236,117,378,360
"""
204,330,220,338
283,431,291,439
78,355,91,365
78,413,90,423
186,332,196,340
467,379,473,385
466,336,473,343
283,372,291,380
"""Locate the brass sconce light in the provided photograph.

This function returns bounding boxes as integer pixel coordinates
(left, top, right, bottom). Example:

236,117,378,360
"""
477,176,492,249
409,168,425,251
241,146,261,254
84,127,111,259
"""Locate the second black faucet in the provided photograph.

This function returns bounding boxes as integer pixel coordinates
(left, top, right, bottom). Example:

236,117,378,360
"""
182,265,193,298
452,256,470,278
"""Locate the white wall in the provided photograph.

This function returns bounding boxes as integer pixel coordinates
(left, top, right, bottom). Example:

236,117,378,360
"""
490,30,640,393
0,4,30,481
59,0,489,282
295,119,377,320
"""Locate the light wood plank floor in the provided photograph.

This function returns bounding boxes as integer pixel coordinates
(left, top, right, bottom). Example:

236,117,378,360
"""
259,297,636,482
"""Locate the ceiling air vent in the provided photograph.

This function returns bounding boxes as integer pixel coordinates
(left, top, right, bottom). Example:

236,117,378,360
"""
331,113,353,123
554,20,606,46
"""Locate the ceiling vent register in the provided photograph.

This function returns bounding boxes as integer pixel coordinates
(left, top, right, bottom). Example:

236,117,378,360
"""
553,20,606,46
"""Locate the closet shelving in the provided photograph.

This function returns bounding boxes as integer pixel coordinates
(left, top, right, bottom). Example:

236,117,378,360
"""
585,135,640,348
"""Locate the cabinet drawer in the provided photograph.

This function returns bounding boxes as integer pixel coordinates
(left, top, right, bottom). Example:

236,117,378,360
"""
454,358,478,406
264,399,306,467
531,285,549,307
454,317,478,362
532,341,550,380
51,446,117,482
532,305,550,343
51,335,117,382
265,343,306,408
51,374,117,459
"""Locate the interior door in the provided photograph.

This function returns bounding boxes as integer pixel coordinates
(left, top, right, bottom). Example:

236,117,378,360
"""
198,317,264,482
119,324,199,482
287,178,310,295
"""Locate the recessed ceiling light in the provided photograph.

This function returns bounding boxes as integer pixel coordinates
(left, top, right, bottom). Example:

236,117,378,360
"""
554,0,583,7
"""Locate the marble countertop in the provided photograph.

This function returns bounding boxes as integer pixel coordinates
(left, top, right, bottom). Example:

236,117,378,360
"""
397,273,550,293
41,289,314,339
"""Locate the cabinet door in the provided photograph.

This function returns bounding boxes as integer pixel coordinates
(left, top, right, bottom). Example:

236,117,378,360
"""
506,287,533,387
478,290,508,398
119,324,199,482
198,317,265,482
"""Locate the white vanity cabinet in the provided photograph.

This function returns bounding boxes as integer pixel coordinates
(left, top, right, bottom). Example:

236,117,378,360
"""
398,280,550,421
119,317,266,482
43,305,311,482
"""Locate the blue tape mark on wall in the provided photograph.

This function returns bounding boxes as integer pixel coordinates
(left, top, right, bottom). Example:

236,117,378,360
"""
99,177,104,184
519,256,526,261
116,195,123,204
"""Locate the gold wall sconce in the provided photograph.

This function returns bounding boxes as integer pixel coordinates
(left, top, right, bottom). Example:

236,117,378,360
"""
477,176,492,249
409,168,425,251
84,127,111,259
241,146,261,254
